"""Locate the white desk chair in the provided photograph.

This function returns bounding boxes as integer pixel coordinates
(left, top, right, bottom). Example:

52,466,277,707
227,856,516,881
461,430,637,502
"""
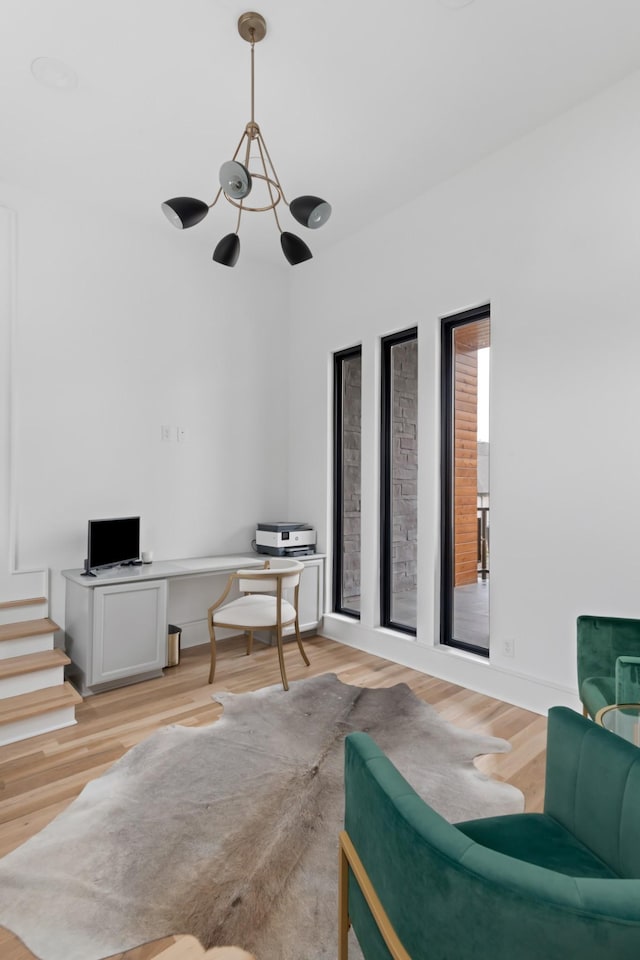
207,558,310,691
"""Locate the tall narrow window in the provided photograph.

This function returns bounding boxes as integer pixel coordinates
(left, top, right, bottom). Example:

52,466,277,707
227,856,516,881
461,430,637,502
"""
441,307,490,655
333,346,362,617
381,329,418,633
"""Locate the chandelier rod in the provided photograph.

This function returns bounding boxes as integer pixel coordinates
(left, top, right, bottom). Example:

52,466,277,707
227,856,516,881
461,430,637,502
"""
256,133,282,232
208,129,248,209
250,32,256,127
258,128,289,206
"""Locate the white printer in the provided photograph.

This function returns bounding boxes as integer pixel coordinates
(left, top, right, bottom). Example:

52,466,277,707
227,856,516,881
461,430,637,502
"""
256,522,316,557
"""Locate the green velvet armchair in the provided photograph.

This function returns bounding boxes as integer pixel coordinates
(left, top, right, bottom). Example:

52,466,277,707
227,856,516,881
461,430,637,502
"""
577,614,640,718
340,706,640,960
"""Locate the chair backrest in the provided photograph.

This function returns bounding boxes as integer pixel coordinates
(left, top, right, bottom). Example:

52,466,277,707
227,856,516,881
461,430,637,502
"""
237,559,303,595
577,615,640,688
616,657,640,704
544,705,640,878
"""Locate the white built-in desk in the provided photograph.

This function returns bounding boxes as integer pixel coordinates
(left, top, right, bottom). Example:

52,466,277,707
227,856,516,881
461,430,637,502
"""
62,553,324,696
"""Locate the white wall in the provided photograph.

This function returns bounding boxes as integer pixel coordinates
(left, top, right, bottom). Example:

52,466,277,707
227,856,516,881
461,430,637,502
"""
0,186,291,629
3,69,640,711
287,70,640,713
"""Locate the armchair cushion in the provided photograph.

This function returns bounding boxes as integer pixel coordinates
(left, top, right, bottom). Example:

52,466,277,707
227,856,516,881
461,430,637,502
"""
212,594,296,628
457,812,618,878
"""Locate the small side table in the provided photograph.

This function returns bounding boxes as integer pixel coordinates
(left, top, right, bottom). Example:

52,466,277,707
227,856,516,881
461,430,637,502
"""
595,703,640,746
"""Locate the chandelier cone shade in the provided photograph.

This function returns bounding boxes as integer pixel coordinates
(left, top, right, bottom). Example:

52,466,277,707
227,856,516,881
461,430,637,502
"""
213,233,241,267
281,232,313,265
290,196,332,229
161,197,209,230
160,12,331,266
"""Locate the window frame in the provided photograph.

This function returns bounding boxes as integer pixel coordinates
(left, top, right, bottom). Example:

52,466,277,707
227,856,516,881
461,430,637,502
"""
440,305,490,657
332,344,362,619
380,327,418,635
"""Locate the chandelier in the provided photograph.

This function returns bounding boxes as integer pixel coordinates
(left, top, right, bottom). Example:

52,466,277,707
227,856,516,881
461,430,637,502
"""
161,11,332,267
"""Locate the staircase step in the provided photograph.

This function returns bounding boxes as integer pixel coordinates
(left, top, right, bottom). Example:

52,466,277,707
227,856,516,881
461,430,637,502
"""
0,618,59,659
0,648,70,680
0,682,81,725
0,598,48,626
0,597,47,611
0,683,82,746
0,618,59,643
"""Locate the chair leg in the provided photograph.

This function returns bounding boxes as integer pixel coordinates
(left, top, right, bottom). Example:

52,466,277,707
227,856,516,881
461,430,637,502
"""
294,616,310,667
275,626,289,692
338,837,350,960
246,630,254,656
208,624,217,684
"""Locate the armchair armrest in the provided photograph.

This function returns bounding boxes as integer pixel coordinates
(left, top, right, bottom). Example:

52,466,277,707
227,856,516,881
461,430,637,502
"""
615,656,640,704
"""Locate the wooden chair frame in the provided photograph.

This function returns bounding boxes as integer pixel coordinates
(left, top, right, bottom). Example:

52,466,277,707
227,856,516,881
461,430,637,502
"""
339,830,410,960
207,562,309,691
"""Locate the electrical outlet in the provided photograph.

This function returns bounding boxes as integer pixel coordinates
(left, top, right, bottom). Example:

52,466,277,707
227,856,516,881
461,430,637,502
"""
502,638,515,658
160,425,172,442
177,426,187,443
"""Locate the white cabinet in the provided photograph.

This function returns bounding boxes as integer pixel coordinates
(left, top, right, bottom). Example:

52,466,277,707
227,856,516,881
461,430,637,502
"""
91,580,167,685
65,576,168,695
293,556,324,633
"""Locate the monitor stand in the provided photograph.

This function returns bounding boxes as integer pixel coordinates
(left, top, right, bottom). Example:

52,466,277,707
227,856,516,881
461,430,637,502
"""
81,559,96,577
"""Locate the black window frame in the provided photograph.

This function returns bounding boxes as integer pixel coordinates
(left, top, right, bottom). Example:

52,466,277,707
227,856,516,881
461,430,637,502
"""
380,327,418,635
333,344,362,619
440,305,490,657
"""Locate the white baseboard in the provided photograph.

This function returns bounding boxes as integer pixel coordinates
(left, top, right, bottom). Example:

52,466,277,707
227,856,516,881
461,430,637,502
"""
321,614,580,716
180,619,242,650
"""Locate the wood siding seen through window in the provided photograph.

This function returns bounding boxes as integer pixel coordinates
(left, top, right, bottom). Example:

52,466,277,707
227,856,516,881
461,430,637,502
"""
453,319,490,587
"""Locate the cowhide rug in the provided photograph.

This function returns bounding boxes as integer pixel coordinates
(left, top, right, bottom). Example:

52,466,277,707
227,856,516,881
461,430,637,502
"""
0,673,523,960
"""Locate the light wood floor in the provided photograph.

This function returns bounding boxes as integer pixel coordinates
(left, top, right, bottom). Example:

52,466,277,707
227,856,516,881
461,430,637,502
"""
0,635,547,960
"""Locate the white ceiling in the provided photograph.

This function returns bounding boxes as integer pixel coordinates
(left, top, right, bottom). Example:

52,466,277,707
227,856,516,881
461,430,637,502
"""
3,0,640,264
